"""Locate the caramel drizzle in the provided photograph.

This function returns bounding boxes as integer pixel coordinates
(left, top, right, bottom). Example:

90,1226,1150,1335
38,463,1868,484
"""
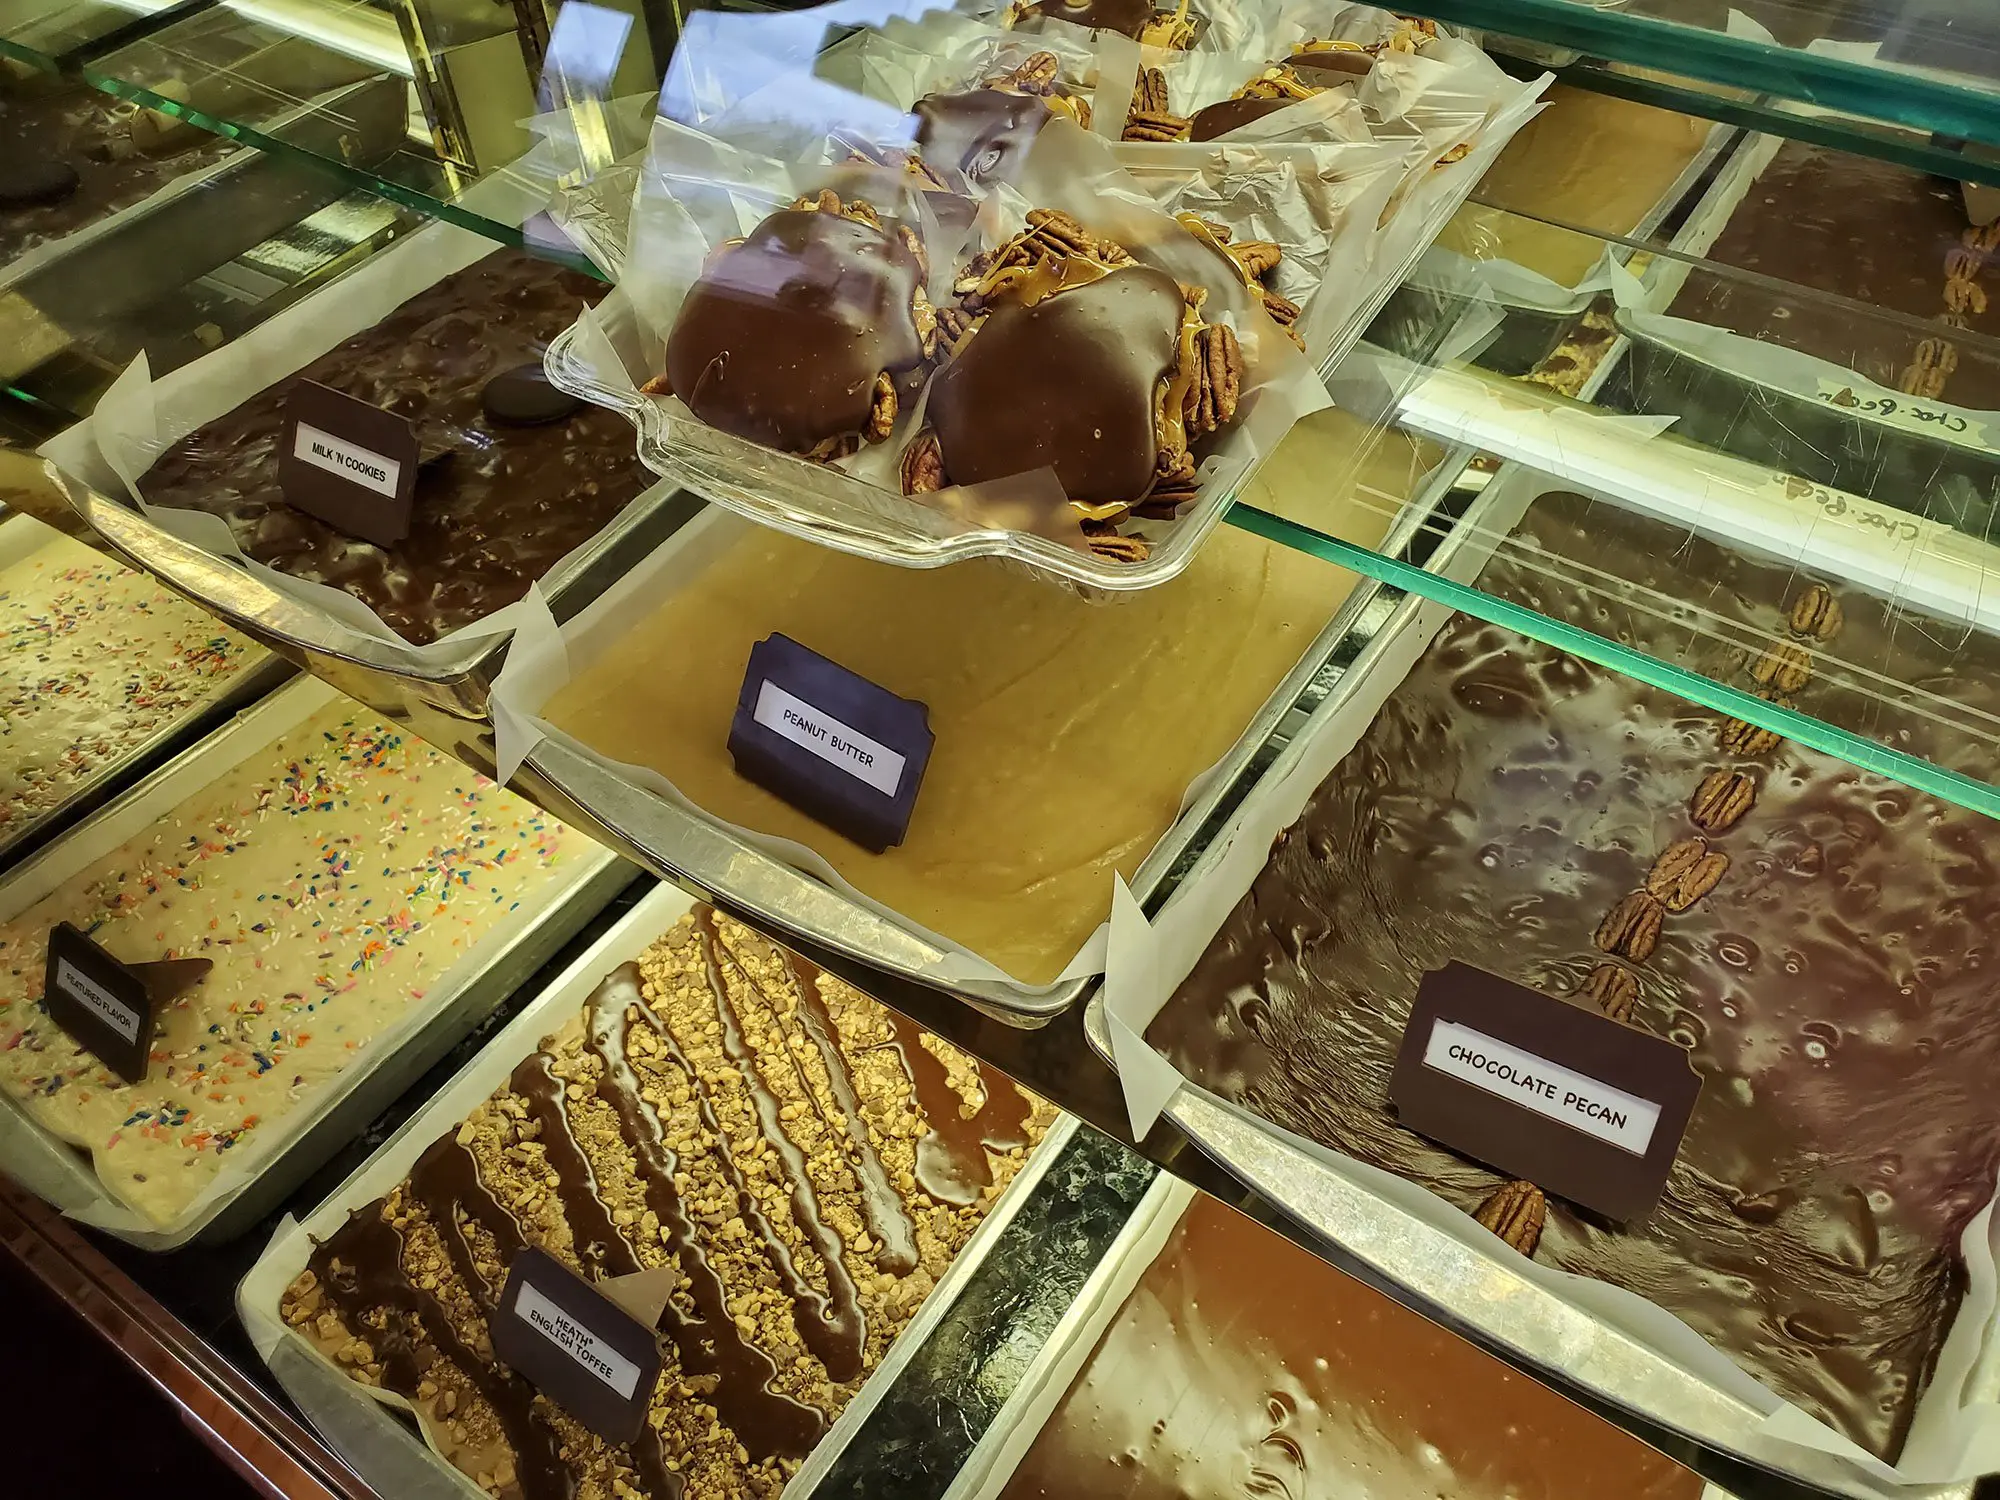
312,1209,573,1500
779,952,922,1276
690,910,868,1382
584,967,828,1460
883,1012,1033,1207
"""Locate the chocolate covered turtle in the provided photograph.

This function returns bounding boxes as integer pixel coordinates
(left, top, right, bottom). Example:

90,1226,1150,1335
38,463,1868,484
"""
652,190,937,461
1009,0,1198,49
1186,22,1440,141
901,209,1242,559
913,51,1091,187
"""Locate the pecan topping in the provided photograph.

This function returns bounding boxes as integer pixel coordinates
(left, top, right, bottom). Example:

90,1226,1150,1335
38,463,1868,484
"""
1689,769,1757,833
1595,890,1666,961
994,50,1061,94
1474,1180,1546,1256
1645,837,1730,912
1082,526,1150,563
1229,240,1283,280
864,372,898,443
1580,962,1638,1024
899,429,946,494
1719,712,1782,757
1132,65,1170,116
1750,641,1812,694
1124,108,1192,142
1787,583,1844,642
1182,322,1242,440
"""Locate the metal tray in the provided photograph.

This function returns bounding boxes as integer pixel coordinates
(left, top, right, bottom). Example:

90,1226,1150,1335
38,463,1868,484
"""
1384,116,1746,379
511,441,1478,1028
1075,480,1999,1497
234,879,1081,1500
0,675,633,1249
0,512,294,876
41,154,700,723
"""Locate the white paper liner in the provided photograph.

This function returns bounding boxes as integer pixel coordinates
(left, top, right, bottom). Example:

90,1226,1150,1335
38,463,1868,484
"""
36,136,673,666
553,111,1332,591
1098,582,2000,1490
0,676,627,1248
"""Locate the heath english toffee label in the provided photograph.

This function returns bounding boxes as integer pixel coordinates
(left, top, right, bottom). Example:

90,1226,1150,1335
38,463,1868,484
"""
492,1248,662,1444
1390,962,1701,1223
277,379,421,548
728,633,934,852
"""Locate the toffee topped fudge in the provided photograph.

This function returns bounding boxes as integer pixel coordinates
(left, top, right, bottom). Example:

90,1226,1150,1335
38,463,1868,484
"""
139,250,652,645
285,908,1054,1499
998,1196,1704,1500
1148,492,2000,1458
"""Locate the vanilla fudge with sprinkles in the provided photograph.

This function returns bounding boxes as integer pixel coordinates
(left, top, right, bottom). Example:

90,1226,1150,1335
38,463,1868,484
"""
0,697,590,1225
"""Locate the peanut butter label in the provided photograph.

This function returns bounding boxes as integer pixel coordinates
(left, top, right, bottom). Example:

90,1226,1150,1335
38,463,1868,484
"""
493,1248,662,1445
1391,963,1700,1224
728,633,934,852
278,380,420,548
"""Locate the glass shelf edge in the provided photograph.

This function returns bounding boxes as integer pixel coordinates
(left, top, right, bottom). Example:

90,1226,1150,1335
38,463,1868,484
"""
1409,0,2000,152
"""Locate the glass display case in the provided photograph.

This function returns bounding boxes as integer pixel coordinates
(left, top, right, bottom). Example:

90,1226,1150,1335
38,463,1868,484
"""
4,2,2000,1499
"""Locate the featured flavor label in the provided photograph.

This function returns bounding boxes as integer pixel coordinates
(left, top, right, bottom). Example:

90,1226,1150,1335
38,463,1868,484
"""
1421,1019,1662,1157
492,1248,663,1445
1390,962,1701,1224
53,956,142,1045
728,633,935,853
277,379,421,549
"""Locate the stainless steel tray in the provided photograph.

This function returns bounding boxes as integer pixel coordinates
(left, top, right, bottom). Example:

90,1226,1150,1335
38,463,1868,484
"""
0,513,294,876
0,674,633,1248
513,443,1478,1028
1075,479,1999,1496
234,877,1079,1500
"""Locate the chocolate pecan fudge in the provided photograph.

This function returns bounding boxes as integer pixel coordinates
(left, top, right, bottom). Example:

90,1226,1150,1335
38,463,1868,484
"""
285,908,1054,1499
1148,491,2000,1458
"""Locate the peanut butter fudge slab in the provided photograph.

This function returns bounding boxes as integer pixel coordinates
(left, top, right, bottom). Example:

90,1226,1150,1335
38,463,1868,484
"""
1147,503,2000,1458
285,909,1054,1500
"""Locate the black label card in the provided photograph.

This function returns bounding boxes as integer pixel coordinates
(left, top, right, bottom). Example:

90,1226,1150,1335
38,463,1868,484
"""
277,380,421,548
43,924,210,1085
727,633,935,853
492,1248,663,1445
1389,962,1702,1224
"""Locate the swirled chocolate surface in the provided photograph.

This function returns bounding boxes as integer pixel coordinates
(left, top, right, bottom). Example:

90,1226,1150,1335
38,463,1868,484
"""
915,90,1054,186
998,1197,1704,1500
1148,492,2000,1458
930,263,1183,506
138,250,650,645
665,206,925,453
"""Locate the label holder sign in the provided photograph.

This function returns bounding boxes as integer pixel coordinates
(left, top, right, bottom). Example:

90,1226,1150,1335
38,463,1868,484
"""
277,379,422,548
1390,962,1701,1223
492,1248,664,1444
43,923,212,1085
727,633,935,853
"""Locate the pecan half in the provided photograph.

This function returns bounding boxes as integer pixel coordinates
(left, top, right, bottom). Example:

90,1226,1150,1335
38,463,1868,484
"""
1718,712,1782,757
993,50,1061,94
1595,890,1666,961
1133,475,1200,520
1787,582,1844,642
1124,107,1192,142
1750,640,1812,694
1132,65,1170,116
1690,769,1757,833
900,430,946,494
1645,837,1730,912
1083,526,1150,563
1229,240,1283,280
1182,321,1242,440
1474,1180,1546,1256
864,372,897,443
1580,962,1638,1024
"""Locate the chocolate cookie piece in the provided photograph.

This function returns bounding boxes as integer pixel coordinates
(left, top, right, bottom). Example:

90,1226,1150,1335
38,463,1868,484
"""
914,89,1054,186
481,363,582,426
1189,95,1295,142
664,201,927,455
927,263,1186,507
0,156,79,210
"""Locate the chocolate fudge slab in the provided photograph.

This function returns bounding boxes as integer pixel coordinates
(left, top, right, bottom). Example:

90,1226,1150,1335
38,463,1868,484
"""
1148,491,2000,1458
139,249,651,644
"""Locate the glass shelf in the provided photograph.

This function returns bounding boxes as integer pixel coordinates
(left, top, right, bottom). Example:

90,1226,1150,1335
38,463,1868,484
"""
1417,0,2000,160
